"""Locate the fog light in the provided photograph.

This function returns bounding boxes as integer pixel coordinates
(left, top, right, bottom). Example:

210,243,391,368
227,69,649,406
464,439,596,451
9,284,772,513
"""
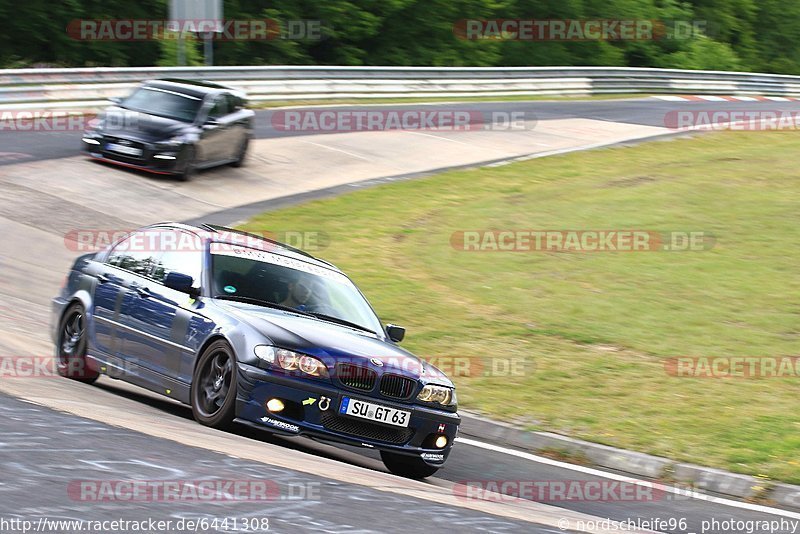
266,398,285,412
434,435,448,448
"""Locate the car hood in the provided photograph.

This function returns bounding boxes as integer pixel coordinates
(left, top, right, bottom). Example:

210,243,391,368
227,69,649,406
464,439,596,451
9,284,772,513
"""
99,106,192,142
220,302,453,385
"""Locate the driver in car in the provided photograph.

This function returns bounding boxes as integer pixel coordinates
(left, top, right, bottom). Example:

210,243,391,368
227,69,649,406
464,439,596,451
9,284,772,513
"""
280,273,314,310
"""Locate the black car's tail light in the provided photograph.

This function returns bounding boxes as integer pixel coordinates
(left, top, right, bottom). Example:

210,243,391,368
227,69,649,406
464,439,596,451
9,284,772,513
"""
337,363,377,391
379,373,416,399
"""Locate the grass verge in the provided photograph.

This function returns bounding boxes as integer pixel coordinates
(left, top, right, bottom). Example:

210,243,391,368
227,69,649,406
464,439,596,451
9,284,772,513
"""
241,130,800,483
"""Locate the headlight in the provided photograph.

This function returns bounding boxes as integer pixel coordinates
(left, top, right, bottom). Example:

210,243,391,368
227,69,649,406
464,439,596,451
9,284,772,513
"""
266,347,328,378
277,349,299,370
254,345,276,364
158,135,185,147
417,384,456,406
299,355,326,376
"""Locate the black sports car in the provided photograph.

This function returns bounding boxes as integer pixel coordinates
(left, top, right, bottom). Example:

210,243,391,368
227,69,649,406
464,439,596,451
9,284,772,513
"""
52,223,460,478
82,79,254,181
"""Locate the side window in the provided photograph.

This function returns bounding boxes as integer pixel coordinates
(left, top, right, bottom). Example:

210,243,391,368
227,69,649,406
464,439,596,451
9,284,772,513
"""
151,231,203,288
226,94,241,112
106,232,158,278
208,96,229,120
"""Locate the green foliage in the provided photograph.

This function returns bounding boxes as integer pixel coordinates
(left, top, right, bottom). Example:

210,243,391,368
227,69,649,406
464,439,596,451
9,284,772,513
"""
0,0,798,73
751,0,800,74
659,35,742,71
156,32,204,67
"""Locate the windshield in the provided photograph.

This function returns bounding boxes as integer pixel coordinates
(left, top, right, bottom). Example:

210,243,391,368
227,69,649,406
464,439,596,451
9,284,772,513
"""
121,86,203,122
210,243,384,336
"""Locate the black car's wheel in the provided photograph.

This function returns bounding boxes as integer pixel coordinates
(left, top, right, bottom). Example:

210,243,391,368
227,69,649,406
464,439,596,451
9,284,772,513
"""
380,451,440,479
230,138,249,167
191,340,238,429
177,146,196,182
56,303,99,383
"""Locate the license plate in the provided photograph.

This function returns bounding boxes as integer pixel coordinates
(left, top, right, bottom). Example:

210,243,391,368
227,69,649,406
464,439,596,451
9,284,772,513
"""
106,143,142,157
339,397,410,427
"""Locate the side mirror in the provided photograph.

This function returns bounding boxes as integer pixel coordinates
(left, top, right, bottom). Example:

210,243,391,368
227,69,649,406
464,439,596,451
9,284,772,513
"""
386,324,405,343
164,272,199,297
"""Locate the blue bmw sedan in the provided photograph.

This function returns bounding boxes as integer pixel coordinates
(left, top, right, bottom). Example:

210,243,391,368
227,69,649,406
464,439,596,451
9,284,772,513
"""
52,223,459,478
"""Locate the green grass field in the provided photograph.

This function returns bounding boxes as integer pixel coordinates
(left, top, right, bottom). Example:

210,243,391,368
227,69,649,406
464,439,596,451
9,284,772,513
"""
242,130,800,483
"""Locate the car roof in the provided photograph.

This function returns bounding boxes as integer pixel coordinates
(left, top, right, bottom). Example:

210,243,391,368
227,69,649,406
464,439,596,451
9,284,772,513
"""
142,79,240,99
145,222,341,272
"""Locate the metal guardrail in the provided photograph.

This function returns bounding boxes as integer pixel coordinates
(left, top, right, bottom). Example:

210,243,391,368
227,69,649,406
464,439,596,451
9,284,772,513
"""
2,66,800,109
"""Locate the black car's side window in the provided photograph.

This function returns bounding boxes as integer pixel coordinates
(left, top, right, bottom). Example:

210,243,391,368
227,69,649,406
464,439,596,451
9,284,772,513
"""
106,232,159,278
225,94,241,113
208,96,230,120
151,231,203,288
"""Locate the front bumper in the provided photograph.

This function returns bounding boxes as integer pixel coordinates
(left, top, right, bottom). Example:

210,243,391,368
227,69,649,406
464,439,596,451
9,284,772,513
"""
82,135,188,175
236,363,460,466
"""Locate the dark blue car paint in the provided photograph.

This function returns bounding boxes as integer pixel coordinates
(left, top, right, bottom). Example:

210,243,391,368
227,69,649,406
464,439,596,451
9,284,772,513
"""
52,224,460,466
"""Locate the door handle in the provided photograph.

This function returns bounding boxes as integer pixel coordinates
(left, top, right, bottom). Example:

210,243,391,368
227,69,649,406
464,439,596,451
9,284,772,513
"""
131,284,150,298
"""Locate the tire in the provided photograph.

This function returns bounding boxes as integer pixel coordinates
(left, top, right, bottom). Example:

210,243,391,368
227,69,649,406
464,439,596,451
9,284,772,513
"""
380,451,440,479
177,146,196,182
230,137,249,168
191,340,238,430
56,303,99,384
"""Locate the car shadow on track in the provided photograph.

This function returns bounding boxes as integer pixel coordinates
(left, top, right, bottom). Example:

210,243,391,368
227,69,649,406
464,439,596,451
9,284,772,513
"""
87,158,226,184
93,378,389,474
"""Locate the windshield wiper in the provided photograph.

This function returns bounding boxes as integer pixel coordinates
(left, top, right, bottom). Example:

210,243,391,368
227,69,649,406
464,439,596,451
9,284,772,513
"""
305,312,377,336
123,106,191,123
214,294,310,315
214,295,378,336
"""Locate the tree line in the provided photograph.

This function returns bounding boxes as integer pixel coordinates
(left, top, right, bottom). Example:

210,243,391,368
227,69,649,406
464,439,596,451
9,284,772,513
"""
1,0,797,74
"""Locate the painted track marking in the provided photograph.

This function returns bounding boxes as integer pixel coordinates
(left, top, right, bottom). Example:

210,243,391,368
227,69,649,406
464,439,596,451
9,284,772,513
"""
457,437,800,520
